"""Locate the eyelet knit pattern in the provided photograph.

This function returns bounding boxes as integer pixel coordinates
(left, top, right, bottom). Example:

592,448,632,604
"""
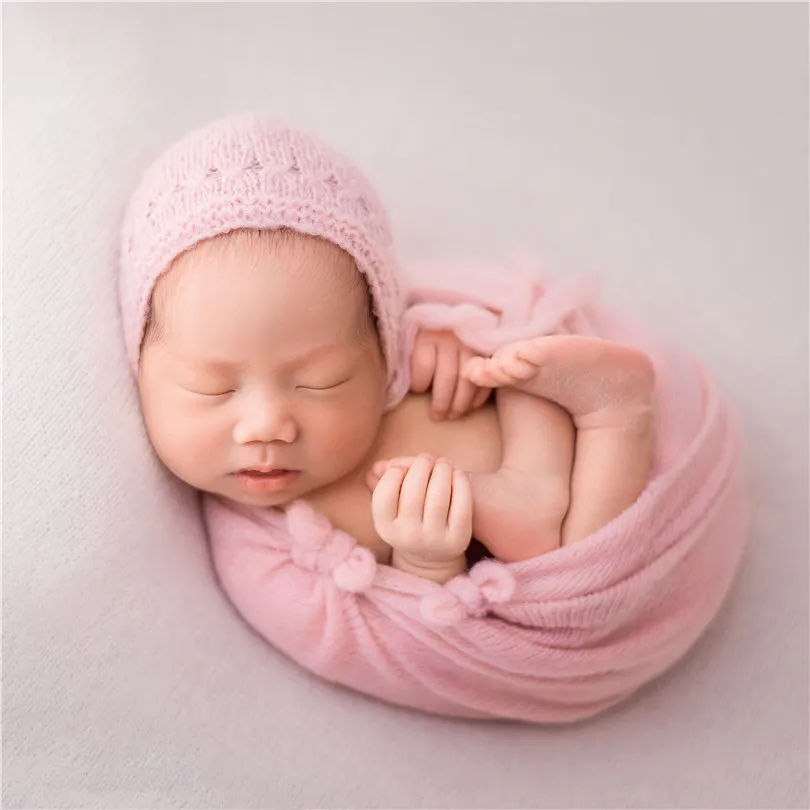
118,113,407,404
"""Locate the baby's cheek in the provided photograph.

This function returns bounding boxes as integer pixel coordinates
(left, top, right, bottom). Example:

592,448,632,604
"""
314,400,379,457
149,402,223,475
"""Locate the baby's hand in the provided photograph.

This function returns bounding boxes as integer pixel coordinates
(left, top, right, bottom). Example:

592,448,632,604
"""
369,454,472,583
410,330,492,421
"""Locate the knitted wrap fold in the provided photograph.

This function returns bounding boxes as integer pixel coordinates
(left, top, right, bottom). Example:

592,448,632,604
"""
118,113,407,404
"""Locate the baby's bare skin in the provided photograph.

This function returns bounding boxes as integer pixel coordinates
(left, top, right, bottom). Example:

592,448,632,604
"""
302,393,503,563
312,333,656,578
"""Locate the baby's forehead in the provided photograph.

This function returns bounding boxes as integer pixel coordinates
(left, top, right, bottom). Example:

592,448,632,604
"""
150,229,372,347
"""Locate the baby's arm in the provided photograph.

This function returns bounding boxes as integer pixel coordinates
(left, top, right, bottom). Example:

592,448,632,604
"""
371,454,472,583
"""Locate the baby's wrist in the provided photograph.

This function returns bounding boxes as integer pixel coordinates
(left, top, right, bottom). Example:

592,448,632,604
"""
391,551,467,583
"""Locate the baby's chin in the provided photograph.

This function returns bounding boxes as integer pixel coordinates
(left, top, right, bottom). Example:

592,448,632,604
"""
219,490,296,508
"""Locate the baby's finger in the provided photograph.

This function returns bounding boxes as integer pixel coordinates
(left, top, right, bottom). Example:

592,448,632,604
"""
377,456,421,473
397,455,435,518
448,377,477,419
447,470,474,540
430,346,459,420
471,385,492,410
366,456,426,490
410,338,436,394
423,458,454,529
371,466,408,528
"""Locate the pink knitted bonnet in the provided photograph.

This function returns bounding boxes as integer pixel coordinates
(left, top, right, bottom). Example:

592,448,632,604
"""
118,113,406,400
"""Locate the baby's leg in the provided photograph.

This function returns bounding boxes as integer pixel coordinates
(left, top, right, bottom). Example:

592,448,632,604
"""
468,388,574,561
464,335,655,546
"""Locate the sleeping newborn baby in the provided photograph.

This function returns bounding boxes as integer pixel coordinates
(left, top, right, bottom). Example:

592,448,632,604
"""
124,114,655,584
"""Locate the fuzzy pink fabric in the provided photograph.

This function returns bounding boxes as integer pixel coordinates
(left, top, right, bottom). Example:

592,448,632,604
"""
204,258,748,723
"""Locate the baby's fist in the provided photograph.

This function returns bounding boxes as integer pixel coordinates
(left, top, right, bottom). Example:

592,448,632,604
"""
369,454,472,582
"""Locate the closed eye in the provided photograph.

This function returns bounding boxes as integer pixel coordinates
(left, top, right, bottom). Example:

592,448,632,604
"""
297,378,350,391
180,386,235,397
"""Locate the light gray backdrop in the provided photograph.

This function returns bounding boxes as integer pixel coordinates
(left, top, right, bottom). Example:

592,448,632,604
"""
3,3,808,808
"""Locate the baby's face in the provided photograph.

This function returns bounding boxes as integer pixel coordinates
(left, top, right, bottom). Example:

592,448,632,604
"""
138,230,388,507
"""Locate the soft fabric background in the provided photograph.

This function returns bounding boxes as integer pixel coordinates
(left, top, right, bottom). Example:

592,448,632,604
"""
3,3,808,808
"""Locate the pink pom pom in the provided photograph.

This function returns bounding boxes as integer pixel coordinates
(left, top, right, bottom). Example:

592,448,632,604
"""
469,560,516,604
332,547,377,593
420,592,468,626
445,577,486,617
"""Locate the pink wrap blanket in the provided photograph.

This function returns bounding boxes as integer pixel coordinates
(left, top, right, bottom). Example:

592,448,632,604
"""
204,259,747,723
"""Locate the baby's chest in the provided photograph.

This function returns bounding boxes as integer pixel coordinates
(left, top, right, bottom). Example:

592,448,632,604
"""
377,394,503,474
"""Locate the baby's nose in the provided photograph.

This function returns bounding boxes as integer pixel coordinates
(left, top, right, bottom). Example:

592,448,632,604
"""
233,396,297,445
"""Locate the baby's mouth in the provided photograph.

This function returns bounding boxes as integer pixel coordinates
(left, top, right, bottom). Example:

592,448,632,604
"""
232,467,301,494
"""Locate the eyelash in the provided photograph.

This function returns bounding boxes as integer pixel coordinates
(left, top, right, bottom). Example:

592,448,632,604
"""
185,380,349,397
297,379,349,391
